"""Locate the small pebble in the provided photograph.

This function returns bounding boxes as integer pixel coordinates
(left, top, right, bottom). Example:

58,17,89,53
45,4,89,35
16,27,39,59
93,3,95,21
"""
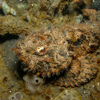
9,90,12,94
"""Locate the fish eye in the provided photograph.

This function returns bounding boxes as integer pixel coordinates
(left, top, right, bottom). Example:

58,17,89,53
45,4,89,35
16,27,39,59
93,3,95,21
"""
36,46,47,55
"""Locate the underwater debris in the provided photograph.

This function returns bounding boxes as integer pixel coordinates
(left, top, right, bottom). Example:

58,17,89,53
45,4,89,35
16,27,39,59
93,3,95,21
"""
15,22,100,87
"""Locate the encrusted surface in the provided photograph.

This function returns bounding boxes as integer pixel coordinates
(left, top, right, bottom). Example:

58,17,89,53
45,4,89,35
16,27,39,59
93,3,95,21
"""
16,23,99,87
0,0,100,99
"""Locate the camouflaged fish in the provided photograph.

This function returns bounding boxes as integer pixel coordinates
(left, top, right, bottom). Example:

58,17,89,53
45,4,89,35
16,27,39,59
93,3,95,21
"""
16,23,100,87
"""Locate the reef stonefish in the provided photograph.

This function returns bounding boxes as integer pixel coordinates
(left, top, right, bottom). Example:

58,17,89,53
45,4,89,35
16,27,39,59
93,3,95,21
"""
16,23,100,87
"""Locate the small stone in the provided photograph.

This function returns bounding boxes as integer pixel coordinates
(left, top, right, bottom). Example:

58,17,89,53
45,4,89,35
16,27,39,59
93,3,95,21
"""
9,90,12,93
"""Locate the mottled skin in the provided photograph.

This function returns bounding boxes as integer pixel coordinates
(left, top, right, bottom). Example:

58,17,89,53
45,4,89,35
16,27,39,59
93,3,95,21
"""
16,23,99,87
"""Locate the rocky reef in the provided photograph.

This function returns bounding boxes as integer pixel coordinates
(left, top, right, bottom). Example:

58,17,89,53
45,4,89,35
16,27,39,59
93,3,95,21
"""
0,0,98,35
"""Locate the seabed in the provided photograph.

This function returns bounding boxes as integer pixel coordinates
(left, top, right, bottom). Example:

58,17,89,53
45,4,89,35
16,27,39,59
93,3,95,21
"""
0,0,100,100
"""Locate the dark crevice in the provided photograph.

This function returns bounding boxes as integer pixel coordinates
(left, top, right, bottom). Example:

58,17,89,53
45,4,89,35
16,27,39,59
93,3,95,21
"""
0,9,5,15
16,61,27,79
0,33,19,43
